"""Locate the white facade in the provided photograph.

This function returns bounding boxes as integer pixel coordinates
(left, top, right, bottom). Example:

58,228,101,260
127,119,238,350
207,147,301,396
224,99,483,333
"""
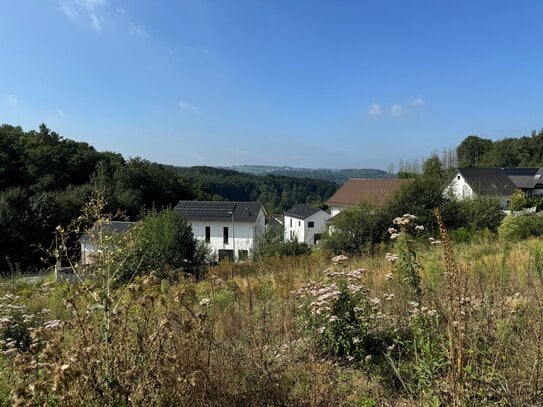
189,209,266,261
284,210,330,245
330,206,344,217
445,172,511,207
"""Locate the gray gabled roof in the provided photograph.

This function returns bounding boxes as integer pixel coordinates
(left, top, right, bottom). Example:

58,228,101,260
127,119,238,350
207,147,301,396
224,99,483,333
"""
80,221,137,243
503,167,543,189
284,205,322,220
175,200,263,223
458,168,517,195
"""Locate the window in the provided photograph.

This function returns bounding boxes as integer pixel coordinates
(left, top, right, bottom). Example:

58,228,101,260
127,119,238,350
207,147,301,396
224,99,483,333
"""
290,218,292,227
223,227,229,244
314,233,321,245
205,226,211,243
308,221,314,228
457,175,460,180
218,249,234,261
298,220,301,226
238,250,248,261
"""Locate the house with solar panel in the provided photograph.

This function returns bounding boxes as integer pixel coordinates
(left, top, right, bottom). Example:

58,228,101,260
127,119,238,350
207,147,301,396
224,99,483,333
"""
283,205,330,246
175,201,266,261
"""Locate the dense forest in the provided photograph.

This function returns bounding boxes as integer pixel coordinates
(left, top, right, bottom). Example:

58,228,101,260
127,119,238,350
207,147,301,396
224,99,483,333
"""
0,124,337,273
457,128,543,167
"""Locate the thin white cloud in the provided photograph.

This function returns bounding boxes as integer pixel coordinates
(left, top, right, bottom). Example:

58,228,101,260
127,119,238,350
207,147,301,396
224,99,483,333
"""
57,109,66,117
129,22,149,38
90,13,102,32
178,101,199,112
6,95,18,106
57,0,106,32
368,103,382,116
58,1,80,21
412,97,424,107
390,104,403,117
75,0,106,11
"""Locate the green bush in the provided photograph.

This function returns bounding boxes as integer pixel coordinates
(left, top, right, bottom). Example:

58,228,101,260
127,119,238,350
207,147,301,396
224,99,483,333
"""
450,227,473,244
498,214,543,241
322,202,387,255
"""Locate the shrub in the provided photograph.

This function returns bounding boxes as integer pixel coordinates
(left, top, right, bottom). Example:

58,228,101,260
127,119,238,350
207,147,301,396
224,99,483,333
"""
322,202,387,255
498,214,543,241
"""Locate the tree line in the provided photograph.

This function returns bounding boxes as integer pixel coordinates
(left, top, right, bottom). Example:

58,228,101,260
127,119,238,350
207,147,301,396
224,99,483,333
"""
0,124,337,273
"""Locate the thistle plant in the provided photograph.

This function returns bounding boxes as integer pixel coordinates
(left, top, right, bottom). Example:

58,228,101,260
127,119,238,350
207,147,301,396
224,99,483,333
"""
386,214,424,300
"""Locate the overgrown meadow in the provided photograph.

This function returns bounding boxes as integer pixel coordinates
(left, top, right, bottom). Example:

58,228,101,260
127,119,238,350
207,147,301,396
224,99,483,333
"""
1,213,543,406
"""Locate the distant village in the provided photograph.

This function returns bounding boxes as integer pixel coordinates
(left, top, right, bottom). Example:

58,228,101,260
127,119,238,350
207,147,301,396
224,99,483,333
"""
81,167,543,264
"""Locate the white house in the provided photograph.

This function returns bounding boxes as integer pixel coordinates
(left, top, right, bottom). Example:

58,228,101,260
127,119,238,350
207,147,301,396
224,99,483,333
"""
326,178,412,216
175,200,266,261
80,221,137,265
445,168,518,207
284,205,330,245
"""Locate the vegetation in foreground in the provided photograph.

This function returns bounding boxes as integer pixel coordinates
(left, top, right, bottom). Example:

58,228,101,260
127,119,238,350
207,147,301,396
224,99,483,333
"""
0,210,542,406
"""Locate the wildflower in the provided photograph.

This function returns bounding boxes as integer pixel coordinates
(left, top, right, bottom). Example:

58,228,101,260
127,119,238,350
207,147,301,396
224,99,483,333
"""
385,273,394,281
352,337,361,344
328,315,338,322
427,309,438,317
387,227,397,235
389,233,399,240
415,225,424,232
44,320,62,330
385,253,398,262
346,355,354,362
199,298,211,307
332,255,349,264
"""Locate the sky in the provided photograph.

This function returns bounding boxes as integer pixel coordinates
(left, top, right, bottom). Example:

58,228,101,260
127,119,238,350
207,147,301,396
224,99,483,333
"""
1,0,543,170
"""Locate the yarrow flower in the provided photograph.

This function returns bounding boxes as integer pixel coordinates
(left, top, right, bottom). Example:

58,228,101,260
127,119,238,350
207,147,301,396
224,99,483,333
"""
415,225,424,232
385,253,398,262
199,298,211,307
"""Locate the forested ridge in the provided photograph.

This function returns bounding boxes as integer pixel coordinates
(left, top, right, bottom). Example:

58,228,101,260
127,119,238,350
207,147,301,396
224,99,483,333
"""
0,124,337,272
457,128,543,167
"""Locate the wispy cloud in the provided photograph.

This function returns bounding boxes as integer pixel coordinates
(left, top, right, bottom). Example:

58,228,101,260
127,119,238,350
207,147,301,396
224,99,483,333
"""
412,97,424,107
6,95,18,106
57,0,106,32
129,22,149,38
178,101,199,112
57,109,66,117
390,104,403,117
368,103,382,116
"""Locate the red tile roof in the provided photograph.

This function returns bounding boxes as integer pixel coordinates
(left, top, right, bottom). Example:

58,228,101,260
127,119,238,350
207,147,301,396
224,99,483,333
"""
326,178,412,207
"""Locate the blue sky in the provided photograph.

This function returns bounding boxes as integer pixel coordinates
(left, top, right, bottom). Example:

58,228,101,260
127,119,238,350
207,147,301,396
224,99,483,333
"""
1,1,543,170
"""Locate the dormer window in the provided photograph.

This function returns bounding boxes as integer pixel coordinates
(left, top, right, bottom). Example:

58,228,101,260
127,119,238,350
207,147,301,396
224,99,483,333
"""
457,175,460,180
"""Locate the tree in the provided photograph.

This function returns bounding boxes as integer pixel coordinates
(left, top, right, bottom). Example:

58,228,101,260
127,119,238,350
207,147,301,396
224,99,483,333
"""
509,189,528,211
322,202,387,255
127,209,206,280
457,135,493,167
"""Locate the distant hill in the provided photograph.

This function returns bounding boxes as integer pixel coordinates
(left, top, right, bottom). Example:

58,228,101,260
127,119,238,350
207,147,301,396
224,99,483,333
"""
224,165,393,184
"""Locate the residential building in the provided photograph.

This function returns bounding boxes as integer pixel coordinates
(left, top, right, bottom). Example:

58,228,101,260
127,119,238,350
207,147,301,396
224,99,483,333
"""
503,167,543,198
80,221,137,265
175,200,266,261
326,178,412,216
283,205,330,245
445,168,519,207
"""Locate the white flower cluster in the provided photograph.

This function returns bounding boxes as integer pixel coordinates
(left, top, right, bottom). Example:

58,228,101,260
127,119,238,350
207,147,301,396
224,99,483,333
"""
428,237,442,245
385,253,399,263
393,214,418,226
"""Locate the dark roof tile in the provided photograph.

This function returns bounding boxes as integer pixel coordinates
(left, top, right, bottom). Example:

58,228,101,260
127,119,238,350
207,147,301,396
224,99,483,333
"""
175,201,263,223
284,205,321,220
